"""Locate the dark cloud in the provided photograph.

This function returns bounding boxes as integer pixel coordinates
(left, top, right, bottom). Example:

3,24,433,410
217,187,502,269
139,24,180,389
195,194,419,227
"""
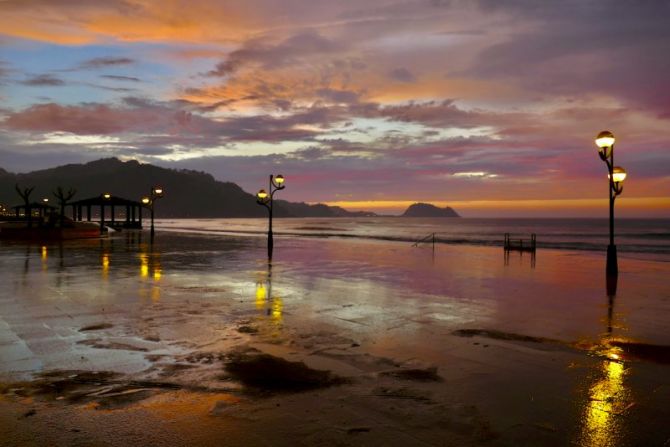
20,74,66,86
208,30,347,76
467,0,670,116
376,100,483,128
100,75,141,82
85,82,137,92
388,67,416,83
79,57,135,69
316,88,360,104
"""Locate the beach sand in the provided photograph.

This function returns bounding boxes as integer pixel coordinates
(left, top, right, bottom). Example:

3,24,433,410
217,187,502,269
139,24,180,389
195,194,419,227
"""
1,231,669,446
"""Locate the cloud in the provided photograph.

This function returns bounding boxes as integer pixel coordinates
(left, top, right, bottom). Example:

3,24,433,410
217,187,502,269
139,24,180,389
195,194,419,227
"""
100,75,141,82
207,30,347,76
79,57,135,69
466,0,670,116
20,74,66,86
388,67,416,83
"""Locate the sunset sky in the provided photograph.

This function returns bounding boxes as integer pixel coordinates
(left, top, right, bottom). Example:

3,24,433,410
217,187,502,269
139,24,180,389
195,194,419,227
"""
0,0,668,216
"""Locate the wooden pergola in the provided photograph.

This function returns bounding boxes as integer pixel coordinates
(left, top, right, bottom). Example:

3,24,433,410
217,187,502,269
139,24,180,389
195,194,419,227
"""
69,195,145,232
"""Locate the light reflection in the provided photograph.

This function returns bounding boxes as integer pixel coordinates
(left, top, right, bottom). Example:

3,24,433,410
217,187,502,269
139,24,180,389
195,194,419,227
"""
255,282,267,309
580,350,628,447
254,263,283,333
140,254,149,278
578,275,630,447
101,253,110,279
138,247,162,302
41,245,48,271
271,296,283,324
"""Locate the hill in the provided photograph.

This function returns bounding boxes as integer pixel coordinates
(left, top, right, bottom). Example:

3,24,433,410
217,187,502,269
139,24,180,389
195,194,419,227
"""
401,202,460,217
0,158,375,218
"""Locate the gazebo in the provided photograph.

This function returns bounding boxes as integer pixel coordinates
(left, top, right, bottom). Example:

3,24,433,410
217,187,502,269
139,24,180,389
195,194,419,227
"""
12,202,57,227
69,194,145,232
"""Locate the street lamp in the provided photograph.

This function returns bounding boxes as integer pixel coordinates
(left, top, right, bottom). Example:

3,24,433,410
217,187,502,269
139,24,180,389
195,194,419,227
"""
595,131,627,276
256,175,285,261
142,186,164,240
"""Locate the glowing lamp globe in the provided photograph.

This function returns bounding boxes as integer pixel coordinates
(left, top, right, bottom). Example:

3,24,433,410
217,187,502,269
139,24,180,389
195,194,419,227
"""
612,166,627,183
103,193,111,200
275,175,285,185
595,130,615,159
257,189,268,200
153,187,163,196
141,197,150,205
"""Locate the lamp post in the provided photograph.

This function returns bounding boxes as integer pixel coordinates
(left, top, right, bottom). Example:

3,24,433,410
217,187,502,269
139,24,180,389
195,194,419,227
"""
595,131,627,276
100,193,111,234
142,186,164,240
256,175,285,261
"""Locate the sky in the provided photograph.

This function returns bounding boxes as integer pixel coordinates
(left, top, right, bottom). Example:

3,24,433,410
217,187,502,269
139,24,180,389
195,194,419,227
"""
0,0,669,217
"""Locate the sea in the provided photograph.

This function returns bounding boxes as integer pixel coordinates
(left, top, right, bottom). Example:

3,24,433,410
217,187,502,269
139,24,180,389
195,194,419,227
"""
156,217,670,259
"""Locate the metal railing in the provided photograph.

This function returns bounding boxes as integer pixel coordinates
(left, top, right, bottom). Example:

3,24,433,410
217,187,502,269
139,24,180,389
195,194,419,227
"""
503,233,536,252
412,232,436,251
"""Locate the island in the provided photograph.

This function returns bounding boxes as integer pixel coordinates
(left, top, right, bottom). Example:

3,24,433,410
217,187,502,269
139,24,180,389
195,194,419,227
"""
401,202,460,217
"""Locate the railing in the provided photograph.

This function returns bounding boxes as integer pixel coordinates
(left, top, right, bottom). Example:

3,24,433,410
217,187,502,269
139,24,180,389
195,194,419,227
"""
504,233,536,252
412,232,436,251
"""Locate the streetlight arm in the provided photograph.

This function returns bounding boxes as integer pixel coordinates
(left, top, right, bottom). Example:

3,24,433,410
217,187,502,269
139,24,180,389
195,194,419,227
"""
256,199,271,211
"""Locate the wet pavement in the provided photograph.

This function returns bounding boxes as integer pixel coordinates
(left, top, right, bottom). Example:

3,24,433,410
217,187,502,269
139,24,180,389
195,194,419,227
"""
1,231,669,446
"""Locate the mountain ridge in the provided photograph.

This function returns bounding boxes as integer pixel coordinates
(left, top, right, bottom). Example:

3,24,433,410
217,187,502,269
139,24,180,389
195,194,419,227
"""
0,158,375,218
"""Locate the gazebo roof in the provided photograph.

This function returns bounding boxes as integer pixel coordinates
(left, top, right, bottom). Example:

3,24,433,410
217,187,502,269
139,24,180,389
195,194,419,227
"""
70,195,144,207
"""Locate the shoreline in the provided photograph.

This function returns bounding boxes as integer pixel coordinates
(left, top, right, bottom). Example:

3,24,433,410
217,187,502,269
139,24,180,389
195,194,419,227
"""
154,217,670,259
1,231,669,445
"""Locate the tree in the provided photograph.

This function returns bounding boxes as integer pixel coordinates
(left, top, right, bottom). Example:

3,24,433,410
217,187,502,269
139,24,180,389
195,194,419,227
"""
15,184,35,227
53,186,77,227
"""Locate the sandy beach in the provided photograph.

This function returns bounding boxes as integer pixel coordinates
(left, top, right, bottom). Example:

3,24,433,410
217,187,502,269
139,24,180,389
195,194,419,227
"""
1,230,669,446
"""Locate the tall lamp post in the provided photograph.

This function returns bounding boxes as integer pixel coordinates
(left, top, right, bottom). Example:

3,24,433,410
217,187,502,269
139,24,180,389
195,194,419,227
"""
141,186,164,240
256,175,285,261
595,131,627,276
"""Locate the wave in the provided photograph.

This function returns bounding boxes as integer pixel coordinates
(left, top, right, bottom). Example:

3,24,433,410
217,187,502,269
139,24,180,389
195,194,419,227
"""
158,225,670,256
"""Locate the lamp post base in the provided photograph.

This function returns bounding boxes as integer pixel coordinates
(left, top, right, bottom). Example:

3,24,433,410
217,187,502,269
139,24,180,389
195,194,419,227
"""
606,244,618,276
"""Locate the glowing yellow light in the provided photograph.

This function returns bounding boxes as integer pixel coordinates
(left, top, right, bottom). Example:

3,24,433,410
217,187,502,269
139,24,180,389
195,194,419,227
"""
140,254,149,278
153,268,162,280
580,355,628,447
274,175,285,185
256,282,267,309
611,166,627,183
101,254,110,279
141,197,151,205
42,198,49,203
103,193,111,200
595,130,615,150
153,187,163,196
271,296,283,322
257,189,268,200
41,246,48,260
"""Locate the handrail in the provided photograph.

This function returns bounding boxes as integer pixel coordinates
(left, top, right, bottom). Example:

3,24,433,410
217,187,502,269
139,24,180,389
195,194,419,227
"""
504,233,536,252
412,232,436,249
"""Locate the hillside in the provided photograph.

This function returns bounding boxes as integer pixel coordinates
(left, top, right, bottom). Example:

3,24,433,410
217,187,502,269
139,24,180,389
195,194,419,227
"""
401,202,460,218
0,158,375,218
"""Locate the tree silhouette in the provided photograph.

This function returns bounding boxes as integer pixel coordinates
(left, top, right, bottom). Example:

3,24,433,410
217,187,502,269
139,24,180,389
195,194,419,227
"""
15,184,35,227
53,186,77,227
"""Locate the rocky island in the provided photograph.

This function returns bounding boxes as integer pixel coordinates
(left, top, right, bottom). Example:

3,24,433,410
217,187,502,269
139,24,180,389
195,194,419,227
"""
401,202,460,217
